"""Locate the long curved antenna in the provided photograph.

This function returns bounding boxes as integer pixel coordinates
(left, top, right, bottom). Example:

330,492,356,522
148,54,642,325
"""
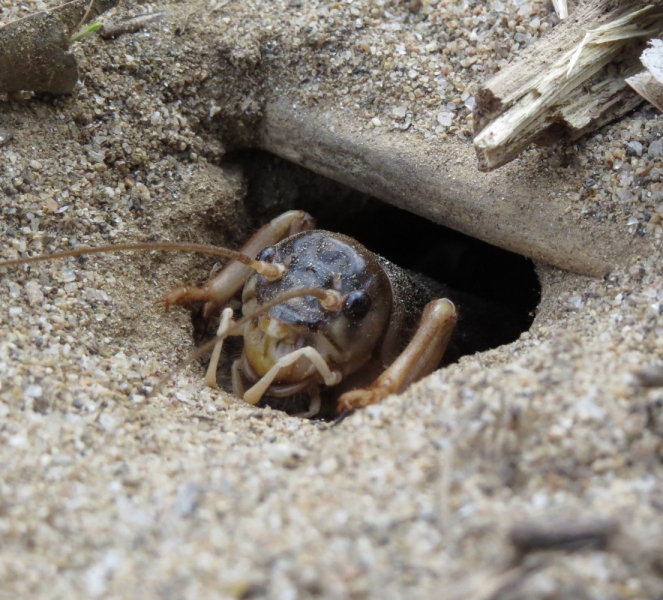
0,242,285,280
149,286,340,397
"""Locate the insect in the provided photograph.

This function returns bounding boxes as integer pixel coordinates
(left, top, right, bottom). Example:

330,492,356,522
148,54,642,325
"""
0,209,513,419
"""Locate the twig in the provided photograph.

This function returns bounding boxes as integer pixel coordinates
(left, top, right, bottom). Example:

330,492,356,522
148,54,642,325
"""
509,519,619,560
100,12,164,39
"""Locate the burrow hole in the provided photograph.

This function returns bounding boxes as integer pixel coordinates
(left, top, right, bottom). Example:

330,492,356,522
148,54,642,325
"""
206,151,541,418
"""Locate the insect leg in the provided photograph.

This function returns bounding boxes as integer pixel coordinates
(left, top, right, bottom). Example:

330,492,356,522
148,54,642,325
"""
161,210,315,316
204,307,235,388
337,299,457,413
295,384,322,419
243,347,342,406
231,359,245,398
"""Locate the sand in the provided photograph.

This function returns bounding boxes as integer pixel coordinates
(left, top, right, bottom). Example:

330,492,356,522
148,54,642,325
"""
2,0,663,598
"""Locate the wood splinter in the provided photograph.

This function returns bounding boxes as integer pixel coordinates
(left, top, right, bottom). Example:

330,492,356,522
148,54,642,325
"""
627,38,663,112
473,0,663,171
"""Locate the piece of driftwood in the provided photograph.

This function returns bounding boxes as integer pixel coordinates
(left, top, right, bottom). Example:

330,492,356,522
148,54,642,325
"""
473,0,662,171
0,0,117,94
258,99,620,277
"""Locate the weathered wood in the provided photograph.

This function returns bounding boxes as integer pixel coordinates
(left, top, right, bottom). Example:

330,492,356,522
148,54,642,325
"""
552,0,569,20
473,0,661,171
259,99,616,278
0,0,117,94
628,38,663,111
627,70,663,111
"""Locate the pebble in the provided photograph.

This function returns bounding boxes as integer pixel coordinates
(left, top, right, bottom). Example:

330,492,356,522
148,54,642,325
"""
24,281,44,306
8,282,21,299
392,106,407,119
24,384,43,398
567,295,584,309
0,129,13,146
628,140,643,156
437,112,453,127
648,139,663,157
132,182,151,201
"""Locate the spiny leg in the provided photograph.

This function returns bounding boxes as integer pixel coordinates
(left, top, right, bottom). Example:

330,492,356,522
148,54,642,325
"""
243,347,342,406
337,299,457,414
161,210,315,315
204,307,234,388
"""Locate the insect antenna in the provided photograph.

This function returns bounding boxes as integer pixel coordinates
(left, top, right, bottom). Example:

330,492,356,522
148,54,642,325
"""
0,242,286,280
149,286,342,398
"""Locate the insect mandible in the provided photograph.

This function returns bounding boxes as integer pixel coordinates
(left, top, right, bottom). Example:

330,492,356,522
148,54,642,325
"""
0,210,459,418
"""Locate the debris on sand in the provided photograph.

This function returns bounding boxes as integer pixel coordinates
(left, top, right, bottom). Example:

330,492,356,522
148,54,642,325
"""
0,0,117,94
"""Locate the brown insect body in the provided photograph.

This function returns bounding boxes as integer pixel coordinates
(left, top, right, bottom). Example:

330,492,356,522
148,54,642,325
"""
182,212,460,418
236,230,438,407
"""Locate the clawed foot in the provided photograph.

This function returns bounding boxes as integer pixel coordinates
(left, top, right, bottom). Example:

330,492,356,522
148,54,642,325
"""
333,388,389,426
158,285,217,315
336,387,390,416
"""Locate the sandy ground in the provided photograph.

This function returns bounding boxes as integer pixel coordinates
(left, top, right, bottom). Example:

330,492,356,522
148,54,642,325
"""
3,0,663,598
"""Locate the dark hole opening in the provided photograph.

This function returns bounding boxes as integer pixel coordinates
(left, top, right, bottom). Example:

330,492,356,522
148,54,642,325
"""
208,150,541,417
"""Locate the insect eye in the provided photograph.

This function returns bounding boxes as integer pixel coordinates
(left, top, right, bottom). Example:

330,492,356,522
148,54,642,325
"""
343,291,372,320
256,246,276,262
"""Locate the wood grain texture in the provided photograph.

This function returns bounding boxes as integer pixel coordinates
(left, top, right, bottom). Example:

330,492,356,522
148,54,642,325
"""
473,0,653,171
